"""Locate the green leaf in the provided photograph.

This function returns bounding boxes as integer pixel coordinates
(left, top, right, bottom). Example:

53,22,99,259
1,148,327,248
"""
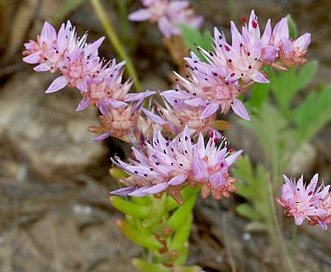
178,24,213,61
141,194,167,229
116,220,163,250
286,14,298,39
168,193,196,231
173,245,189,266
241,103,293,167
246,221,268,232
110,196,150,219
232,156,270,223
109,167,129,179
170,213,193,251
236,203,263,221
270,61,318,118
293,85,331,145
166,186,198,212
132,195,151,206
247,82,271,109
174,265,202,272
132,258,171,272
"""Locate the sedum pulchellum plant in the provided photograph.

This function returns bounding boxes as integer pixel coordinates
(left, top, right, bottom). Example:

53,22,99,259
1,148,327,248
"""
23,2,329,270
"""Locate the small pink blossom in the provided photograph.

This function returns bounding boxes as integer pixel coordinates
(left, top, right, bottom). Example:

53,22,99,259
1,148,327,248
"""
192,133,242,200
111,127,241,203
90,90,155,142
276,174,330,228
111,126,195,202
143,93,218,136
266,17,311,68
128,0,203,38
23,21,104,93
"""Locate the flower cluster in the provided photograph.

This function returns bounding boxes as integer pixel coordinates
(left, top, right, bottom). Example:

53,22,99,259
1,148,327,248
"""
276,174,331,230
154,10,311,125
128,0,203,38
111,127,242,203
23,21,154,141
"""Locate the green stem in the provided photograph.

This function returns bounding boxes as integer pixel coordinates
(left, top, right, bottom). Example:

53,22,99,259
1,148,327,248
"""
90,0,142,92
290,223,297,260
267,175,295,272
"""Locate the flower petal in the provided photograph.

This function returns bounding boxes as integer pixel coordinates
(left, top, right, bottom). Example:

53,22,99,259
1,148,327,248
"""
45,76,68,93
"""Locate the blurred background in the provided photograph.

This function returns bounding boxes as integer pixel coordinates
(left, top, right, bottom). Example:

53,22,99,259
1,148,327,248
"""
0,0,330,271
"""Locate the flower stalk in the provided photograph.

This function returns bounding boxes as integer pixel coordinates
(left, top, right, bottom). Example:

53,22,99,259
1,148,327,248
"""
90,0,142,92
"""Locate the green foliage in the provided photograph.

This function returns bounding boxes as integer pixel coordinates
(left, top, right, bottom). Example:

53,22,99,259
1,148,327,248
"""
247,61,331,156
110,196,150,219
269,61,318,119
247,80,271,109
111,187,200,270
233,156,271,230
293,84,331,145
168,193,197,231
241,103,293,171
117,218,163,250
132,258,172,272
286,15,298,39
178,24,213,61
237,61,331,231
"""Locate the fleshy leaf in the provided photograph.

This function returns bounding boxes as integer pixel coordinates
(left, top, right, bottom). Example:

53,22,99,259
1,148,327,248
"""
109,196,150,219
116,219,163,250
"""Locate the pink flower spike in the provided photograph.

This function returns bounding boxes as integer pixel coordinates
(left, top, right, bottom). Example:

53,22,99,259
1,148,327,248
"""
168,174,188,186
225,150,243,166
84,37,105,56
128,9,151,21
93,132,111,141
294,33,311,51
201,103,220,119
273,17,289,46
142,183,169,194
76,98,90,111
45,76,68,93
23,53,41,64
231,98,250,120
251,71,269,83
128,0,202,38
33,63,51,72
40,21,57,45
110,186,136,196
142,108,167,126
192,132,240,200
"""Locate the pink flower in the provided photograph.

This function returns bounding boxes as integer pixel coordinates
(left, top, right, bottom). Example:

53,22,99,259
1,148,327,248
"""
76,60,131,111
310,194,331,230
171,52,250,120
272,17,311,68
111,126,195,203
111,126,241,203
202,11,270,84
23,21,104,93
128,0,203,38
90,90,155,142
143,92,218,136
276,174,329,227
23,21,58,70
192,133,242,200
